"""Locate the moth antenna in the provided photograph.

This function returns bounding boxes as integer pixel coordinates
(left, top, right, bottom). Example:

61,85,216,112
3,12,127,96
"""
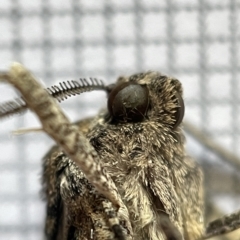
0,77,107,119
47,77,106,102
0,97,27,119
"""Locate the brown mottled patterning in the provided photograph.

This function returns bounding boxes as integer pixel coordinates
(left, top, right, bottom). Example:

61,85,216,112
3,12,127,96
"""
43,72,204,240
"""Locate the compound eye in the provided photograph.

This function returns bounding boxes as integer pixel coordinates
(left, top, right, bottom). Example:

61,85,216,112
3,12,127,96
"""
172,92,185,129
107,82,149,122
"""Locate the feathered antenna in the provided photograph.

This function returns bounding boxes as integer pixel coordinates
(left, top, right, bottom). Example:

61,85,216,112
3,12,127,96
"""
0,76,107,119
46,78,106,102
0,97,27,119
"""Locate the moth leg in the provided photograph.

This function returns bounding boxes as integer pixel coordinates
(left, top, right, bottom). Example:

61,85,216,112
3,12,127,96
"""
102,200,126,240
201,210,240,239
0,63,133,236
42,146,70,240
43,148,129,240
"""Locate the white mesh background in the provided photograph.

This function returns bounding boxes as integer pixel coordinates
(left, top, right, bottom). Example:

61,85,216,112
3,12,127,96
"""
0,0,239,239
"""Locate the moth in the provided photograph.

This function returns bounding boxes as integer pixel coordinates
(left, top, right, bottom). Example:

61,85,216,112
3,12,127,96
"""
0,63,239,240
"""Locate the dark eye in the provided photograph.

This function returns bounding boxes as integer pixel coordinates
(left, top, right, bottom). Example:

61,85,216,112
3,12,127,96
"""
172,92,185,129
107,82,149,122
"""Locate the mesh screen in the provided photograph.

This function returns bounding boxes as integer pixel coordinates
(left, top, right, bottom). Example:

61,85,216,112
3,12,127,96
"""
0,0,239,239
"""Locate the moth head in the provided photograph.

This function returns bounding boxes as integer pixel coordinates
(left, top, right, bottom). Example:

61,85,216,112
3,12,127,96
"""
106,72,184,130
0,71,184,131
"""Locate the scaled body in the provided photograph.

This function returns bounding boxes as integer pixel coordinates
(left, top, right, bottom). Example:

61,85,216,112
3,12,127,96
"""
43,72,204,240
